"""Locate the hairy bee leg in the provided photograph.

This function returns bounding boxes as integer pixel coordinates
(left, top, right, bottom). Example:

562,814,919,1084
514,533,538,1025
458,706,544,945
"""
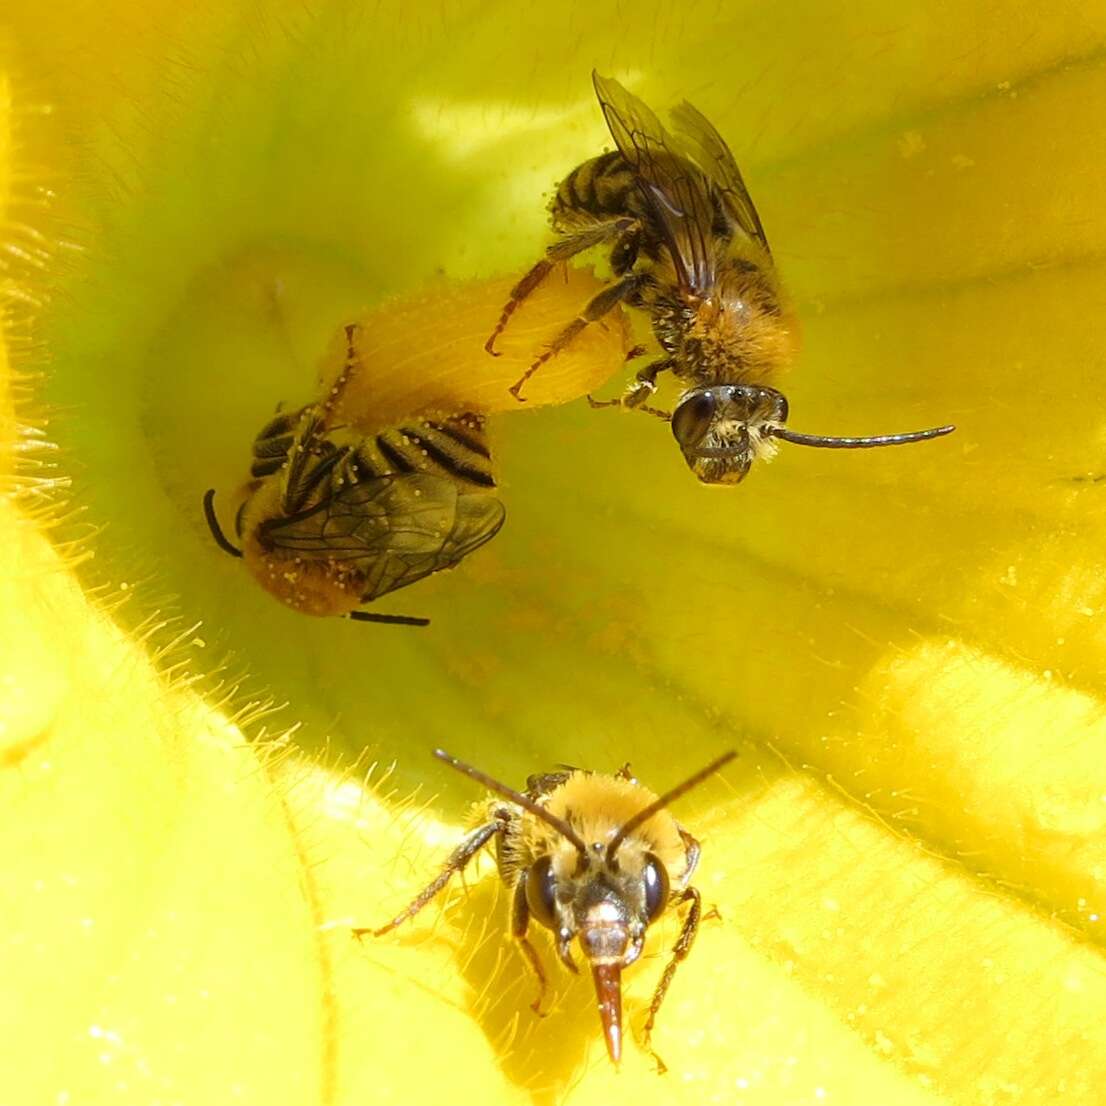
272,329,363,504
274,435,348,517
642,886,702,1076
484,258,556,356
676,827,702,886
322,322,364,420
510,271,646,401
353,815,505,940
609,225,642,275
278,412,330,512
624,357,676,408
511,877,549,1015
485,216,638,356
585,394,672,421
585,395,620,410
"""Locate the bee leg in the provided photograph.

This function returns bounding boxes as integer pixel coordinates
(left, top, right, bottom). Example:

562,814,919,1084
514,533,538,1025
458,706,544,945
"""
609,224,642,274
319,322,363,421
353,812,507,939
624,357,676,408
511,876,549,1015
525,769,575,797
510,270,647,401
676,826,702,886
278,438,348,515
642,885,702,1075
250,406,305,478
486,217,638,355
484,257,556,356
585,394,672,421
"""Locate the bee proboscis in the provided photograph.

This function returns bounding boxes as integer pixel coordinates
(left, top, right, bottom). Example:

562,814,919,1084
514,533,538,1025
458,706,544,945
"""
356,747,737,1071
203,325,505,626
487,71,954,484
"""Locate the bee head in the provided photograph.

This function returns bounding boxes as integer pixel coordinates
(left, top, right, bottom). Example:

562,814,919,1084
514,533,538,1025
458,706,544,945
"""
523,838,670,1062
670,385,789,484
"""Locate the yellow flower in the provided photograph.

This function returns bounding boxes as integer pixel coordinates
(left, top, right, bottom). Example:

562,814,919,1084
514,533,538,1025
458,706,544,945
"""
3,4,1106,1104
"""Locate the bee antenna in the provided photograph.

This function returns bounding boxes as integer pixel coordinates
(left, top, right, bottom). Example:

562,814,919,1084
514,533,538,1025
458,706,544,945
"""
348,610,430,628
433,749,590,857
203,489,243,558
607,750,737,862
770,424,955,449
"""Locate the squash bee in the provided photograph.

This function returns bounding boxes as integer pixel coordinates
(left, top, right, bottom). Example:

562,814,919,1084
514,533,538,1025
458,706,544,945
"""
487,72,954,484
203,325,506,626
356,747,736,1071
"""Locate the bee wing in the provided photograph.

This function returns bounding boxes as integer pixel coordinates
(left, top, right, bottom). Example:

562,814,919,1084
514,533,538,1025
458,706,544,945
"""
259,472,505,601
668,98,770,255
592,71,720,296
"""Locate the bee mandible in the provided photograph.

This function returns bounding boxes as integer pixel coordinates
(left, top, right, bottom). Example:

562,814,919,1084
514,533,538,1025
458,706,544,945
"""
487,72,954,484
357,747,736,1071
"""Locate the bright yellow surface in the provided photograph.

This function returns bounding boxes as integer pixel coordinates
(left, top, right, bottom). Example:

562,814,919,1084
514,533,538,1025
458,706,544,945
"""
3,4,1106,1105
321,268,632,428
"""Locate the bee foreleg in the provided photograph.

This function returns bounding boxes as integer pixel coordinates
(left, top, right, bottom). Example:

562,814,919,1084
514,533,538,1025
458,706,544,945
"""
642,885,702,1075
486,216,638,356
511,875,549,1015
624,357,676,408
585,394,672,422
354,814,506,940
510,270,647,402
676,826,702,886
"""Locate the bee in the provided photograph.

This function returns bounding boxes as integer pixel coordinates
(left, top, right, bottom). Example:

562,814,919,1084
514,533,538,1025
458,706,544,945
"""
356,747,736,1071
202,325,506,626
487,72,954,484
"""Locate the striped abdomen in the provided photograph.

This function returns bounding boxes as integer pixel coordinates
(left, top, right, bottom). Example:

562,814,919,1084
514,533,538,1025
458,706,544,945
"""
351,413,495,490
250,409,495,490
551,150,641,226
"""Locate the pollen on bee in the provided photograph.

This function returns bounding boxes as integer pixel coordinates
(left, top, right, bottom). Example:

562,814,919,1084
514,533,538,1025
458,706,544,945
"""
317,266,634,434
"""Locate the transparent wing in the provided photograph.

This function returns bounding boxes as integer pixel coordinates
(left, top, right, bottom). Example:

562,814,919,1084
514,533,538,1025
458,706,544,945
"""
669,99,770,254
259,472,506,601
592,70,720,296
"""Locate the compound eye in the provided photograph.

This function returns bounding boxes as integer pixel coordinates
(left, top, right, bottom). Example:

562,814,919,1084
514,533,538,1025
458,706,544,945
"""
526,855,558,929
641,853,670,921
671,391,717,447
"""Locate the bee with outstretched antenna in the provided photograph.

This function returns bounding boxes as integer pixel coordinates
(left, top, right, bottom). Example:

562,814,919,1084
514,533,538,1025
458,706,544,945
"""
487,71,954,484
203,324,505,627
356,747,736,1072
